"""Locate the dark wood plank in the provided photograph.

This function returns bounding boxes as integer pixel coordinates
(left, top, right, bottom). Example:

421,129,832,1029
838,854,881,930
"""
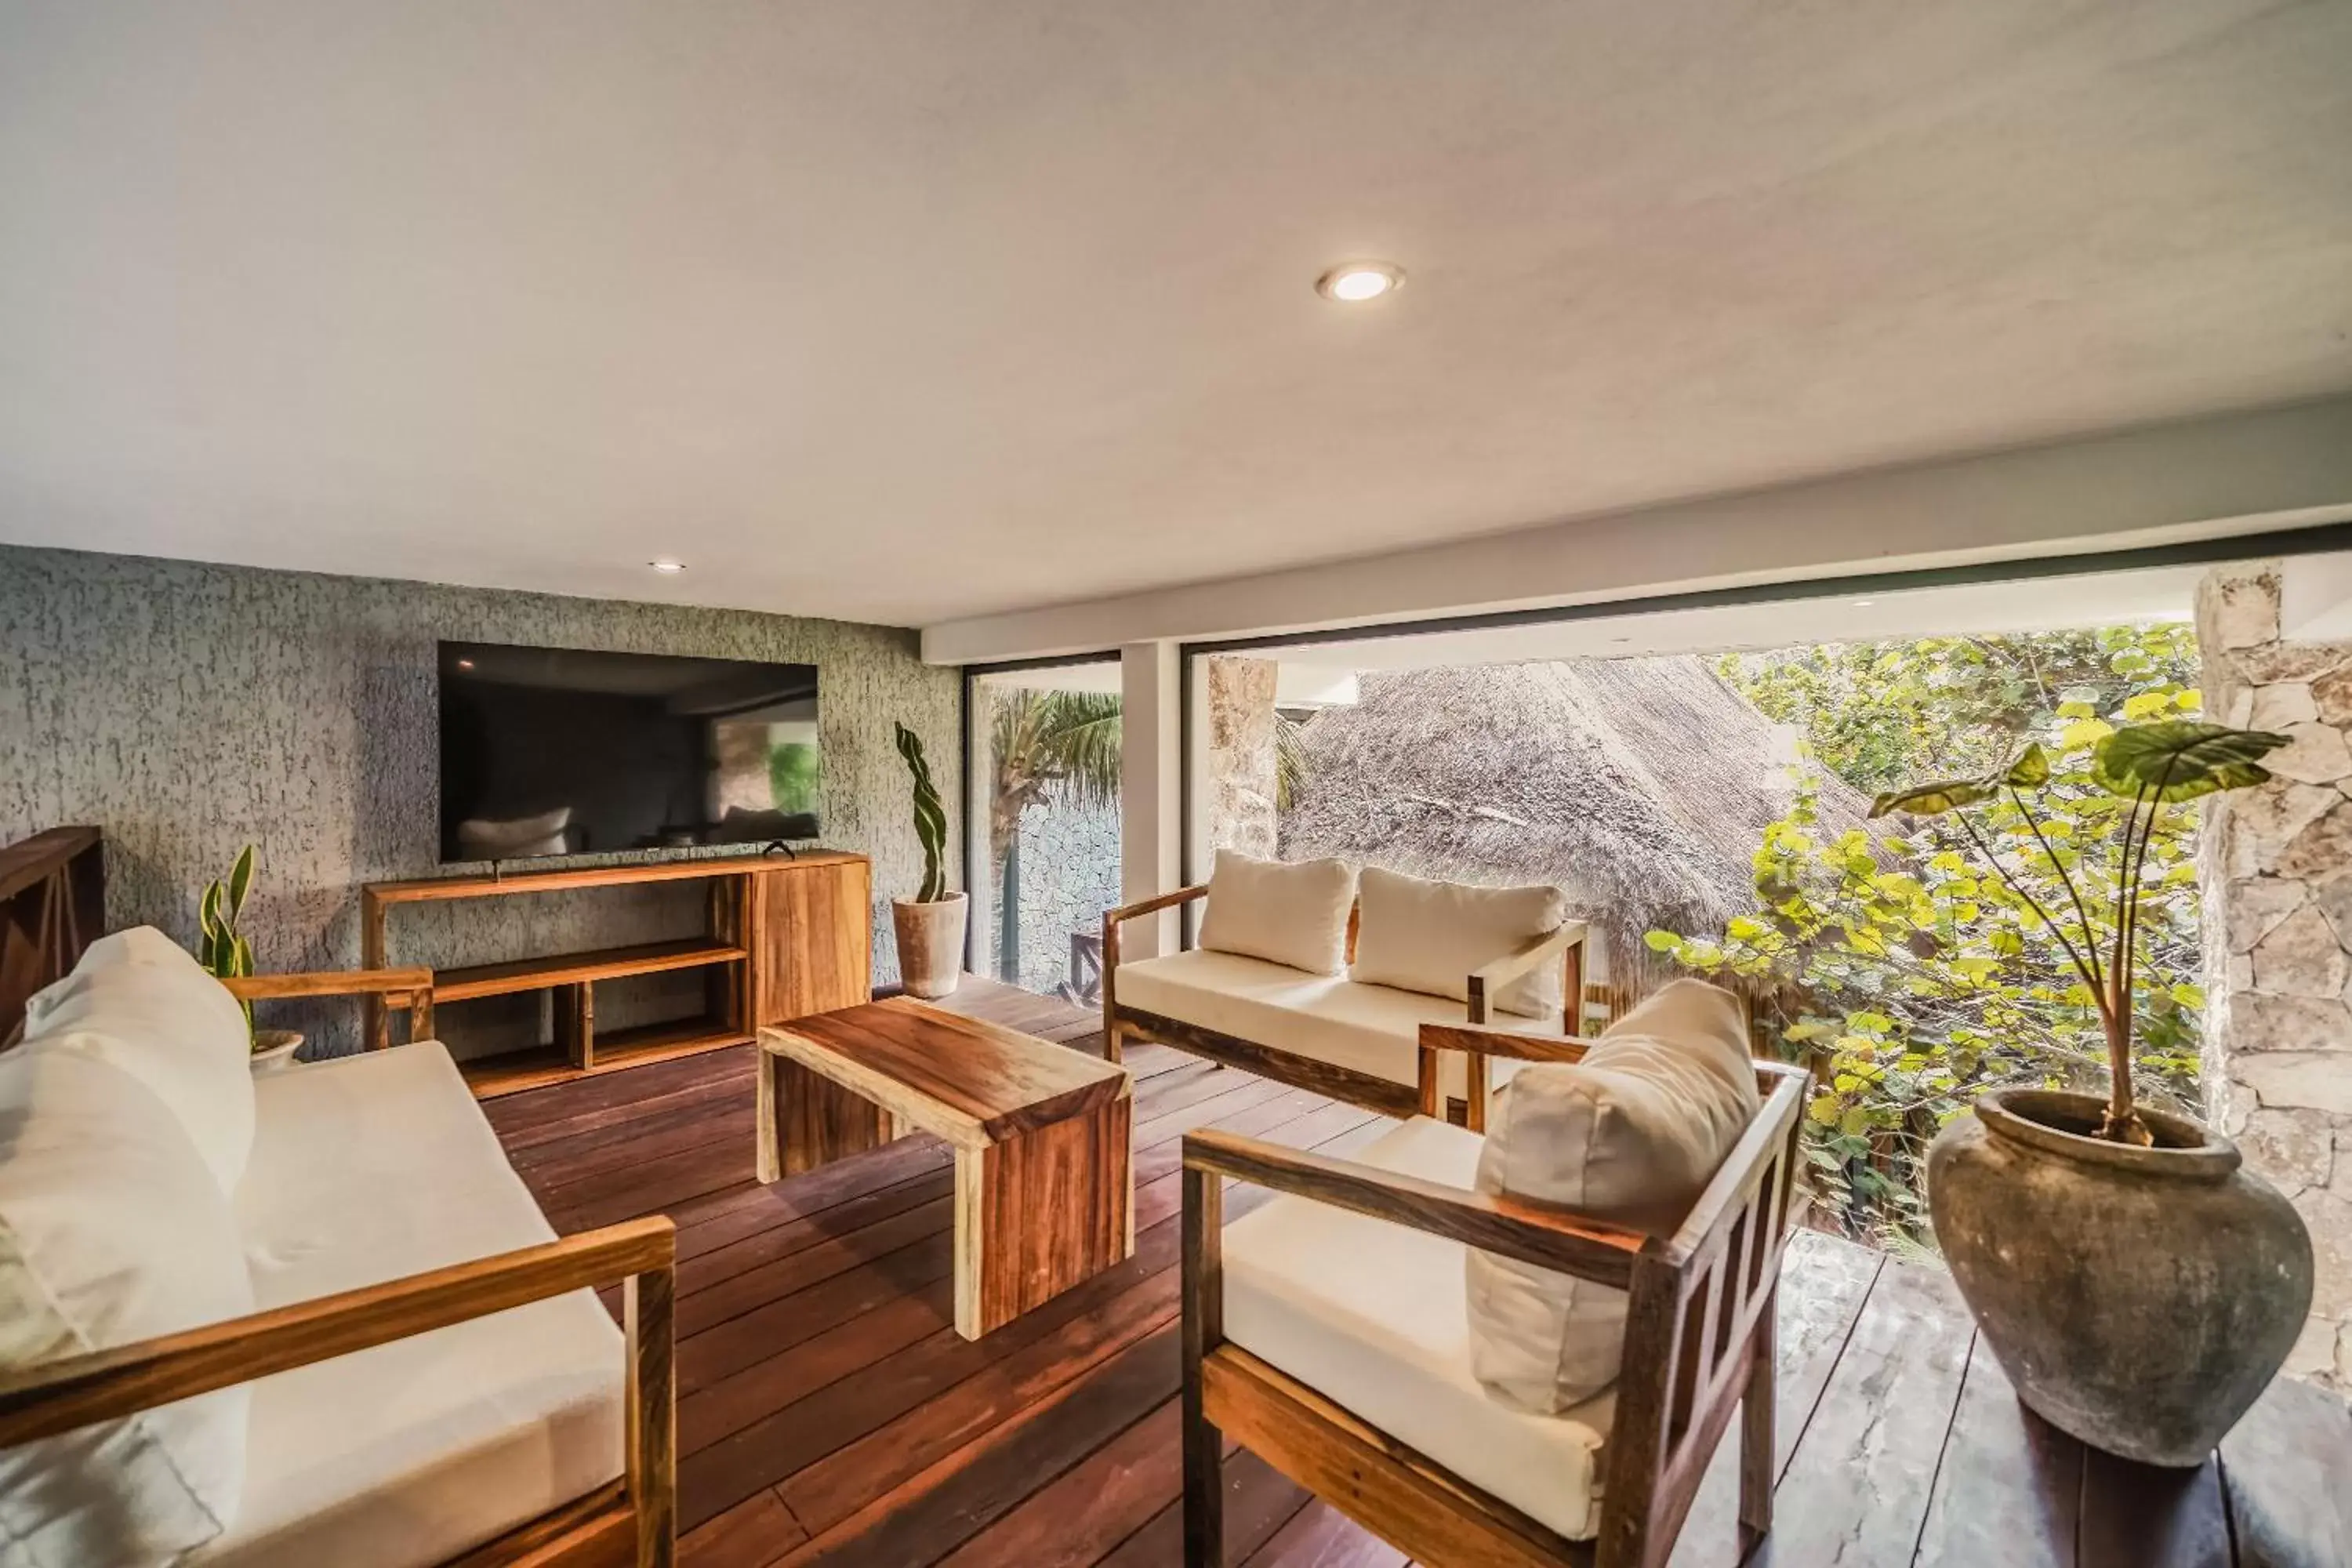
2220,1370,2352,1568
1738,1258,1973,1566
681,1490,807,1568
2078,1444,2231,1568
775,1327,1185,1567
1910,1333,2082,1568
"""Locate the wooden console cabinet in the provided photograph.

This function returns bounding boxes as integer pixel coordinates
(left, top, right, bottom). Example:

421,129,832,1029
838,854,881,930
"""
361,852,872,1098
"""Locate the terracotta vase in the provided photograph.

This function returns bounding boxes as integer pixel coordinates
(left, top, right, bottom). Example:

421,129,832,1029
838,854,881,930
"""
1928,1087,2312,1467
891,892,967,1000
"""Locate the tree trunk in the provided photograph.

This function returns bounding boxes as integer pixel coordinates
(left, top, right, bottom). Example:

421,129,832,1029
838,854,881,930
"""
998,833,1022,985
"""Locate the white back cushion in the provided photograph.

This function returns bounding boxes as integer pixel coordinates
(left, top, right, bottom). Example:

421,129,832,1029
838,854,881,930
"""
1349,866,1567,1018
1465,980,1760,1414
22,927,256,1192
1195,850,1358,977
0,1046,253,1565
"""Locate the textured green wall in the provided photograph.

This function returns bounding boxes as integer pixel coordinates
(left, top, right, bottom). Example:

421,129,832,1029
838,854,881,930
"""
0,545,962,1055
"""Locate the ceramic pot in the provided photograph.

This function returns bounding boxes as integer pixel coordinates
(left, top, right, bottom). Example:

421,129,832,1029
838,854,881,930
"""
1928,1087,2312,1467
891,892,967,1000
250,1029,304,1074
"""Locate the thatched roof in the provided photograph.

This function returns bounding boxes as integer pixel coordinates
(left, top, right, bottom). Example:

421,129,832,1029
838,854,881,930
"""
1278,657,1875,981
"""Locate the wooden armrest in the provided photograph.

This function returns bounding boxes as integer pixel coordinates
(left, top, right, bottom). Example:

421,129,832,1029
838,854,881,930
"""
1105,885,1208,926
222,967,434,1004
0,1216,673,1446
1183,1128,1650,1288
1417,1018,1594,1065
1660,1062,1810,1267
1467,920,1588,996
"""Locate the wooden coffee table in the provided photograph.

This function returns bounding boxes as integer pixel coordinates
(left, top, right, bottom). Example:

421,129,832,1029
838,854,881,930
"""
755,996,1134,1339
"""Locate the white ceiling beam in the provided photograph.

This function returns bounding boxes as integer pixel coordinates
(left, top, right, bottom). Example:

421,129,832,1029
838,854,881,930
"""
923,397,2352,665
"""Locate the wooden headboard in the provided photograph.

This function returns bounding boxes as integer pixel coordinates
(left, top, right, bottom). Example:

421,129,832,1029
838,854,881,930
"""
1,826,104,1044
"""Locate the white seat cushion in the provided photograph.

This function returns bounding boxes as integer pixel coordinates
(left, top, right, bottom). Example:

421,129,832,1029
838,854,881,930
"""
1196,851,1359,976
0,1046,255,1567
1468,980,1761,1414
21,926,256,1192
1223,1116,1612,1541
1350,866,1568,1018
194,1042,624,1568
1116,948,1554,1103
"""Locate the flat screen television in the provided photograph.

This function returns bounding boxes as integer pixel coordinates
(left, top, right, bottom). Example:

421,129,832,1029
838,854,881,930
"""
437,641,821,863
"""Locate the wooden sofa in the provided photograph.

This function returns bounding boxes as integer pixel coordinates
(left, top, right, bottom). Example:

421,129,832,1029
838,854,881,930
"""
1104,881,1587,1129
1181,1014,1810,1568
0,828,675,1568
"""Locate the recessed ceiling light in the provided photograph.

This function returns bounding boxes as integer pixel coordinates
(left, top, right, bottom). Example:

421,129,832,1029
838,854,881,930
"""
456,658,474,670
1853,599,1875,608
649,559,686,574
1316,261,1404,303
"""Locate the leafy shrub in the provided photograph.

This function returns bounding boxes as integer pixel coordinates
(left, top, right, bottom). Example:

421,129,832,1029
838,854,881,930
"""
1649,626,2203,1244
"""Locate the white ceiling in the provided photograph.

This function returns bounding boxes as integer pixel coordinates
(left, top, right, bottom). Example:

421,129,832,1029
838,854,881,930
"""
2,2,2348,630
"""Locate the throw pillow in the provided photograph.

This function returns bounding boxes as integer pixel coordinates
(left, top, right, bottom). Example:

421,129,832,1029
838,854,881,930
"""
21,926,257,1193
1349,866,1567,1018
1195,850,1358,977
0,1046,253,1565
1464,979,1760,1414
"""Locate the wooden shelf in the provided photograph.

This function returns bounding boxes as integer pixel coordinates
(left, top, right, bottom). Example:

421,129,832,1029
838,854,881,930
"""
436,939,746,1003
367,849,869,905
459,1018,755,1098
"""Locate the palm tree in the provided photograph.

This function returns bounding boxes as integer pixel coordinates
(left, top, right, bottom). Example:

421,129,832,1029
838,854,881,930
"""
989,690,1121,983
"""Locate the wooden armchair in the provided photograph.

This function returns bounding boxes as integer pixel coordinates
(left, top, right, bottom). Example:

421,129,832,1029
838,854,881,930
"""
1181,1022,1810,1568
0,1218,679,1566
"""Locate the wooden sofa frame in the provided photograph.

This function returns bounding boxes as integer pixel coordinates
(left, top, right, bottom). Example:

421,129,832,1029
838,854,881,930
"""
0,828,677,1566
1103,883,1587,1130
1180,1022,1809,1568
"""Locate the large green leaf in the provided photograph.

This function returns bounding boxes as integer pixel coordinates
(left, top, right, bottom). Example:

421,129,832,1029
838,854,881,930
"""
2092,721,2288,804
226,844,256,920
2003,743,2050,788
198,879,223,939
1869,742,2050,819
1868,777,1998,818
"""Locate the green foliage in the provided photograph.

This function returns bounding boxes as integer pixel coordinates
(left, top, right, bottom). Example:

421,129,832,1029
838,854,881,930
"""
986,689,1122,863
1723,625,2201,793
767,741,822,816
894,724,949,902
1668,622,2220,1241
197,845,258,1037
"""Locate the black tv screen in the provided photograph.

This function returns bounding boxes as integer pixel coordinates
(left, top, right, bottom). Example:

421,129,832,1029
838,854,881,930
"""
437,642,820,862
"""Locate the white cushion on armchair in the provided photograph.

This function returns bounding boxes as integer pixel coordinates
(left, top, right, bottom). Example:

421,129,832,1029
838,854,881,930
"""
1466,979,1759,1414
1222,1116,1613,1541
20,926,256,1192
1348,866,1567,1018
1196,850,1358,976
0,1045,256,1566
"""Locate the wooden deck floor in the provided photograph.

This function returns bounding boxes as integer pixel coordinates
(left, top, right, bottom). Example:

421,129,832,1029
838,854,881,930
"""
485,978,2352,1568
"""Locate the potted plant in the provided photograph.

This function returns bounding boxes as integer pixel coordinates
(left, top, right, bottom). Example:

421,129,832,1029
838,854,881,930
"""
198,845,302,1071
1872,720,2314,1466
891,724,966,1000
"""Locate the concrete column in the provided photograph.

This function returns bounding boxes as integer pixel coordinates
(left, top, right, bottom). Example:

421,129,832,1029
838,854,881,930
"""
1120,641,1181,960
2197,559,2352,1391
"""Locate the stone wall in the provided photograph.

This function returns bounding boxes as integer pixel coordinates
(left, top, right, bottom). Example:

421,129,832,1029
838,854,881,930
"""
0,544,961,1055
2196,561,2352,1390
1205,655,1278,858
998,783,1120,993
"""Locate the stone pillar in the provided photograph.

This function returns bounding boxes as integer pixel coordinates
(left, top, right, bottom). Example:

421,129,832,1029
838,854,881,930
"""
1204,655,1279,860
2197,561,2352,1390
